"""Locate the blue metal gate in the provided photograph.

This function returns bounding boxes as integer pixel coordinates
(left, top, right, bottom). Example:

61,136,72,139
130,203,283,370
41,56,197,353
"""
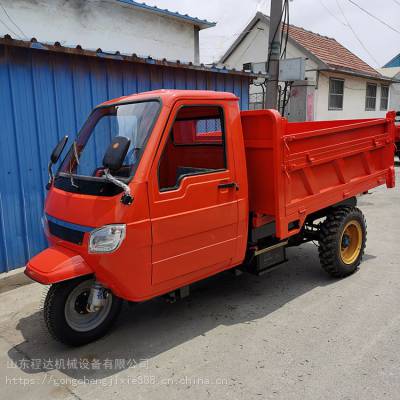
0,39,251,272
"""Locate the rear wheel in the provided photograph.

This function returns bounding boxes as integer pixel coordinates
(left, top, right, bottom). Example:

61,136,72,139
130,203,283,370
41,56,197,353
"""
43,276,122,346
318,206,367,278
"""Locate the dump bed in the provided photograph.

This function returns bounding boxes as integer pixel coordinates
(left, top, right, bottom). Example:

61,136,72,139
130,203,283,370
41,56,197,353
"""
241,110,396,239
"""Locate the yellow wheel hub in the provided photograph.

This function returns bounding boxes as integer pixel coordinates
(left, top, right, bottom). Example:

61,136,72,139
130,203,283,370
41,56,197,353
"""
340,220,362,265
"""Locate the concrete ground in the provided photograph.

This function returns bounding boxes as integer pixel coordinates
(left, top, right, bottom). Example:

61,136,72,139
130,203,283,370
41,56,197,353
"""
1,165,399,400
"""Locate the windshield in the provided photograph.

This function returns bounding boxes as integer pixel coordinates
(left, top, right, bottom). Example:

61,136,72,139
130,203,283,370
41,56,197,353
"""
59,100,160,180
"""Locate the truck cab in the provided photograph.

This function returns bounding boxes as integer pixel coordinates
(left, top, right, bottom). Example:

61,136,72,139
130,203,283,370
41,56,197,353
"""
28,90,249,302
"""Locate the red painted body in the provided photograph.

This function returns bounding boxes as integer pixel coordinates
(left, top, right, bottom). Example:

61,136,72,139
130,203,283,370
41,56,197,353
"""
242,110,396,238
25,90,396,302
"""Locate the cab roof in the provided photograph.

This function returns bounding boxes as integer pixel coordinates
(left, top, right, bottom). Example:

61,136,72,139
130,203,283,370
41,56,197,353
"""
99,89,239,108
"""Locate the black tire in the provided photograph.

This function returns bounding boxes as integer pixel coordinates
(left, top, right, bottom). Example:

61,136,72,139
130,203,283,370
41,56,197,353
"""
43,276,122,346
318,206,367,278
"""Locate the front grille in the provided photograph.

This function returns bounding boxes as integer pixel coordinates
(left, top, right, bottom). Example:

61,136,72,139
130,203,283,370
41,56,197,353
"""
48,220,85,245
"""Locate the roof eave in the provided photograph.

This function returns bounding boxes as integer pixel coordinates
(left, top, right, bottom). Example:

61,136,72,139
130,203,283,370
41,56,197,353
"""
117,0,216,30
320,66,395,82
0,35,266,78
219,12,264,63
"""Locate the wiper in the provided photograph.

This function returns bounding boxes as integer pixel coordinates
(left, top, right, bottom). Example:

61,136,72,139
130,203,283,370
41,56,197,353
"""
68,140,80,188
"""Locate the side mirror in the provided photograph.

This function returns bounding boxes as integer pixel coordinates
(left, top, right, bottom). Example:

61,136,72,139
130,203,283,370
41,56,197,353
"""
46,135,69,190
51,135,69,164
103,136,131,171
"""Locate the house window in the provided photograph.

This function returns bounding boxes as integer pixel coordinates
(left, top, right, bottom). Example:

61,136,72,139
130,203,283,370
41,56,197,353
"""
328,78,344,110
380,85,389,111
365,83,377,111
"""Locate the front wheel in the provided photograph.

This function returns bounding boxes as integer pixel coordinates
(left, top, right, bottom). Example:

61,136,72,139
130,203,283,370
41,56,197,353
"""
43,276,122,346
319,206,367,278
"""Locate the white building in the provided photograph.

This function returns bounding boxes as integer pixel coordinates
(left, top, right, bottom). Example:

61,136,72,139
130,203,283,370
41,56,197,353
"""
220,12,393,121
0,0,215,63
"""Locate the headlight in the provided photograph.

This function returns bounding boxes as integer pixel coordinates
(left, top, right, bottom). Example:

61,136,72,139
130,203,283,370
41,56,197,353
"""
89,224,126,253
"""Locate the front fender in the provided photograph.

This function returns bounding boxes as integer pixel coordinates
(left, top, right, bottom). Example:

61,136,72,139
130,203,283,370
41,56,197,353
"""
25,245,93,284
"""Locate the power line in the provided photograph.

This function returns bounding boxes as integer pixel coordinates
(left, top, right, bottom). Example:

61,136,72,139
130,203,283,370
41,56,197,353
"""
0,2,27,38
392,0,400,6
319,0,347,27
346,0,400,35
335,0,380,67
280,0,289,58
0,15,21,39
266,0,287,72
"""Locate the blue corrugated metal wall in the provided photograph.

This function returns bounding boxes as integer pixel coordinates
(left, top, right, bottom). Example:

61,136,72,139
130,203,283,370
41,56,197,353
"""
0,43,250,272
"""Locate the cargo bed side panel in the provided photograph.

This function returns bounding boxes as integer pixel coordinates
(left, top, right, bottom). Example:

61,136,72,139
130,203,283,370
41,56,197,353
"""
279,113,396,238
241,110,396,241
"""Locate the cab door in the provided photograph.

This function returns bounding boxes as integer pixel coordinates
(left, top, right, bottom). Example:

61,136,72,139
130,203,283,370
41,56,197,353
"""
148,101,239,285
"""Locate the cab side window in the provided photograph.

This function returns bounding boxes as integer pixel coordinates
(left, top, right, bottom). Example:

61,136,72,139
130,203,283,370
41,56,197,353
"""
158,106,226,191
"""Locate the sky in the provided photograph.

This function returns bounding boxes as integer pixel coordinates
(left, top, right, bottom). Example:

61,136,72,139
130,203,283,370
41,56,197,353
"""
142,0,400,68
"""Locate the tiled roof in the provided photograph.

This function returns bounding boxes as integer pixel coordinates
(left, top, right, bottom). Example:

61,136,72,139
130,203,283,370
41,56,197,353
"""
117,0,216,30
220,12,383,79
287,24,380,77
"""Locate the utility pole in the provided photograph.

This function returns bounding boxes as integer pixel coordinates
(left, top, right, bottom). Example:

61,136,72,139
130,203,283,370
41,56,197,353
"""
265,0,283,109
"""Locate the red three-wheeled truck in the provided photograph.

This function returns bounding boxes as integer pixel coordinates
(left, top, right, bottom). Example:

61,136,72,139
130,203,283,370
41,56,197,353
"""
25,90,396,346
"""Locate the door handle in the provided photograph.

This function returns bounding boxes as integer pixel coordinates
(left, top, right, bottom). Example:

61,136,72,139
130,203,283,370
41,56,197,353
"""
218,182,239,191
